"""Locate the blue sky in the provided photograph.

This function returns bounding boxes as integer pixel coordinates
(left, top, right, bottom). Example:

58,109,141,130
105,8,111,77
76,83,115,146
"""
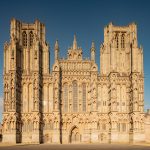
0,0,150,122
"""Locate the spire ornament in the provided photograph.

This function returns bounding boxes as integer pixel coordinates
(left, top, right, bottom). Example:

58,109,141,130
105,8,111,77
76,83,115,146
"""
55,40,59,51
54,40,59,61
73,34,77,50
91,41,95,61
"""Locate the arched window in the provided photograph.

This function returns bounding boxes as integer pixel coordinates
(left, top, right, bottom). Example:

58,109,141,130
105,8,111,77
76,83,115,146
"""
29,31,34,47
73,81,78,112
63,83,68,112
121,34,125,48
115,33,119,48
82,83,86,112
22,31,27,47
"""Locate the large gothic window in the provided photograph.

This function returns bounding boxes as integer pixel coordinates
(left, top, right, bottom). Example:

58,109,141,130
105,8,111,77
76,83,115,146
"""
82,83,86,112
63,83,68,112
73,81,78,112
22,31,27,47
29,31,34,47
121,34,125,48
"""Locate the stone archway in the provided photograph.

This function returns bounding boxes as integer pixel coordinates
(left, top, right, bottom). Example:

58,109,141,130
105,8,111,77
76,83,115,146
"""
70,126,80,143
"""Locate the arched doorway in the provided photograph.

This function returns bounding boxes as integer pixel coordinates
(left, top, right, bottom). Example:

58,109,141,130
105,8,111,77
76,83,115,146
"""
70,127,80,143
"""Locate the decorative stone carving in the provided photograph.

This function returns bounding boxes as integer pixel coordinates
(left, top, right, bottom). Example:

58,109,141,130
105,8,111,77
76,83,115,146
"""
2,19,146,144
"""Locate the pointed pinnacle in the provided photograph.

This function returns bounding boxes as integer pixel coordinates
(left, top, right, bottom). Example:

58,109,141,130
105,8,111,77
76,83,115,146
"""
55,40,59,50
73,34,77,50
91,41,95,48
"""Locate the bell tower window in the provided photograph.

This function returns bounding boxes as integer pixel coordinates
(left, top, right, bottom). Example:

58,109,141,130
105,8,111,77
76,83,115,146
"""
22,31,27,47
29,31,34,47
115,33,119,49
121,34,125,48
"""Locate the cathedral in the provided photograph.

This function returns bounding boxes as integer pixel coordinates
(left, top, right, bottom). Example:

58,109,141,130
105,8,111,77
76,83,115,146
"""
2,18,145,144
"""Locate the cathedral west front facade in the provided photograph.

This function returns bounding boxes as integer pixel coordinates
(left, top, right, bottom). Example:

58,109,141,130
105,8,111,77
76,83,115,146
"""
2,19,145,144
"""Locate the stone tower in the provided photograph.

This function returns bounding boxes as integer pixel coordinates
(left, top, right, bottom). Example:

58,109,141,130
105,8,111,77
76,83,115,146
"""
100,22,144,142
3,18,49,143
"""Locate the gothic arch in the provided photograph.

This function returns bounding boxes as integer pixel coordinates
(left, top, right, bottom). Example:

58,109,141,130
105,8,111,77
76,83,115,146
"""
29,31,34,46
69,126,80,143
91,64,98,71
22,31,27,47
121,33,125,49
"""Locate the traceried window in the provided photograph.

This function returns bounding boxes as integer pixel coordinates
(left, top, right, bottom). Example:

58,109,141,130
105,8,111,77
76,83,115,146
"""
73,81,78,112
82,83,86,112
115,33,119,49
22,31,27,47
63,83,68,112
115,33,119,48
29,31,34,47
121,34,125,48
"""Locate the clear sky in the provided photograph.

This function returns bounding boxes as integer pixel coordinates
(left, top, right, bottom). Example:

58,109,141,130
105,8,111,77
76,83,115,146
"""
0,0,150,122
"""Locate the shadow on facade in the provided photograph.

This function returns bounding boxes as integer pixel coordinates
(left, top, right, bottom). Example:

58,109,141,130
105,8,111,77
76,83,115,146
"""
40,75,44,143
59,68,63,144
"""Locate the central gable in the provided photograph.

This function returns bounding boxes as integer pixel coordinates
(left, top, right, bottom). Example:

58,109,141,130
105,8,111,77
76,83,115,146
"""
67,35,82,60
